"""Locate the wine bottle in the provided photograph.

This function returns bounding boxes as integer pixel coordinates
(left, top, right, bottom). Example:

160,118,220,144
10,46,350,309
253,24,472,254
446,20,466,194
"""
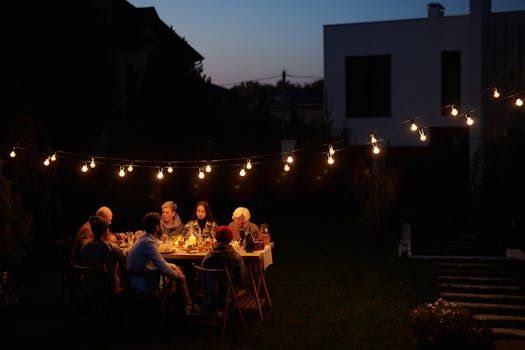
239,226,245,246
245,226,254,253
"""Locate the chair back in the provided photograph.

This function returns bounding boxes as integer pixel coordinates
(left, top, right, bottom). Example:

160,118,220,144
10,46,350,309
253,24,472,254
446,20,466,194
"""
70,263,112,321
192,263,247,337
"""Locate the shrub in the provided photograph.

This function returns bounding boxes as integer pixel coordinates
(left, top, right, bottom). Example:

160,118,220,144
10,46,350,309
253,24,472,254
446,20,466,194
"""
409,298,494,349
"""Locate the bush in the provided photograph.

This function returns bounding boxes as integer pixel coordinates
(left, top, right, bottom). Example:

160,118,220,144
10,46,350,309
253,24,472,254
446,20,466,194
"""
409,298,494,349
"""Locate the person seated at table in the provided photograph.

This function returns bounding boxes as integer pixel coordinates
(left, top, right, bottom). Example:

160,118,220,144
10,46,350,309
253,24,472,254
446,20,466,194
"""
79,215,126,294
127,211,195,315
182,200,218,242
70,206,125,264
227,207,261,242
160,200,184,240
201,226,247,318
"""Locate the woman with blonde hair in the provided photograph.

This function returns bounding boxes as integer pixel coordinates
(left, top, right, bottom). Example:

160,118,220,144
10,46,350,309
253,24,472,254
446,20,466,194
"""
227,206,260,242
160,201,184,240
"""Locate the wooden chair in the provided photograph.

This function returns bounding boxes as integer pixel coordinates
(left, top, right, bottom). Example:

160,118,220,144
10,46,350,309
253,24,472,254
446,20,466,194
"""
124,270,174,336
70,263,112,322
192,263,247,337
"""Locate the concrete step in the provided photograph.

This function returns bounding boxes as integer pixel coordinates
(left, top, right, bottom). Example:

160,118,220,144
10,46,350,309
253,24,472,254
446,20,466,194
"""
454,301,525,311
492,328,525,338
436,275,517,284
440,292,525,303
476,314,525,323
438,283,522,291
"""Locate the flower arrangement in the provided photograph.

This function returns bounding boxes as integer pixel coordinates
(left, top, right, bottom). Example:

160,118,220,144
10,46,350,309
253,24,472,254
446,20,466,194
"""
408,298,494,350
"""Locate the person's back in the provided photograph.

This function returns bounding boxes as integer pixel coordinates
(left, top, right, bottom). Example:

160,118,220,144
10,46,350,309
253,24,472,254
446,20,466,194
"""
79,215,124,294
202,226,247,290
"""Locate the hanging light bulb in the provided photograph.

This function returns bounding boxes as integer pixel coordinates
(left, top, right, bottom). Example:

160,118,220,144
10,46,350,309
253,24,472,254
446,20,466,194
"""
328,145,335,156
90,157,96,168
9,148,16,158
419,129,427,142
450,105,459,117
167,165,174,173
205,164,212,173
81,163,88,172
246,158,252,170
198,168,205,179
283,163,290,172
493,87,500,99
118,166,125,177
516,98,523,107
127,164,134,172
43,157,50,166
157,168,164,179
410,121,418,132
370,132,377,144
465,114,474,126
327,153,335,165
239,167,246,177
372,145,381,155
286,154,294,164
50,153,57,162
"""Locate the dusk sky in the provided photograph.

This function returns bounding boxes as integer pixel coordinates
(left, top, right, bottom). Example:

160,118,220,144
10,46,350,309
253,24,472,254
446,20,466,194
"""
127,0,525,87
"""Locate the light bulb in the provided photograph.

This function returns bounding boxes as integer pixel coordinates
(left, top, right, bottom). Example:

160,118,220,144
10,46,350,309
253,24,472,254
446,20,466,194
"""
239,168,246,177
157,168,164,179
198,168,205,179
90,157,96,168
493,88,500,98
205,164,211,172
284,163,290,172
119,166,125,177
516,98,523,107
9,149,16,158
127,164,134,172
167,166,173,173
43,157,50,166
81,164,88,172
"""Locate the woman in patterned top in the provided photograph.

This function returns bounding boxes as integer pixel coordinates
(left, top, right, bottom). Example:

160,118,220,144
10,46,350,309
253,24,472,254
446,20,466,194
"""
182,200,218,242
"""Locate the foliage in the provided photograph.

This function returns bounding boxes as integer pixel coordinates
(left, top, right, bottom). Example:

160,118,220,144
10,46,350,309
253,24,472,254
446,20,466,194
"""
0,159,32,271
409,298,494,350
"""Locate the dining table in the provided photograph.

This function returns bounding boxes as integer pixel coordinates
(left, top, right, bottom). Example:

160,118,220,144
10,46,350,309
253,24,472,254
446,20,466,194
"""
159,242,274,320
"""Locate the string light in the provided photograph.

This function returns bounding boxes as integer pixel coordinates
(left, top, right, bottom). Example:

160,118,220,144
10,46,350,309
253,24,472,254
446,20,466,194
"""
198,167,205,179
450,105,459,117
410,120,418,132
465,113,474,126
327,153,335,165
118,166,125,177
5,83,522,180
418,129,427,142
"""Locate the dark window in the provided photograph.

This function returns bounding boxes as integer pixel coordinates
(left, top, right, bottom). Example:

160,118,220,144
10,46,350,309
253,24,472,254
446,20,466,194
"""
345,55,391,118
441,51,461,115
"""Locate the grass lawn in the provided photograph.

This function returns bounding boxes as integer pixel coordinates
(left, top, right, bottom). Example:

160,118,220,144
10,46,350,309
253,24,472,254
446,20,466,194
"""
1,216,437,349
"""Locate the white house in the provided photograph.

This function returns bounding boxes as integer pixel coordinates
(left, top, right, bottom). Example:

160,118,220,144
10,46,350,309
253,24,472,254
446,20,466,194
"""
323,0,525,159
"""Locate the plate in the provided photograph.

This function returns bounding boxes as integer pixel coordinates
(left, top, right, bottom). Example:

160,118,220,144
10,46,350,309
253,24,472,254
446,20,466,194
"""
160,248,176,254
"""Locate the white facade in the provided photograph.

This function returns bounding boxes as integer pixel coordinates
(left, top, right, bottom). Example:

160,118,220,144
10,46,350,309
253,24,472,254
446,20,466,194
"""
323,1,493,155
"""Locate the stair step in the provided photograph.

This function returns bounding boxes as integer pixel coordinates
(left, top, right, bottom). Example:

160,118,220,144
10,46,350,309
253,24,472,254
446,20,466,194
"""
440,292,525,301
436,275,516,283
437,283,521,291
476,314,525,322
492,328,525,338
454,301,525,311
